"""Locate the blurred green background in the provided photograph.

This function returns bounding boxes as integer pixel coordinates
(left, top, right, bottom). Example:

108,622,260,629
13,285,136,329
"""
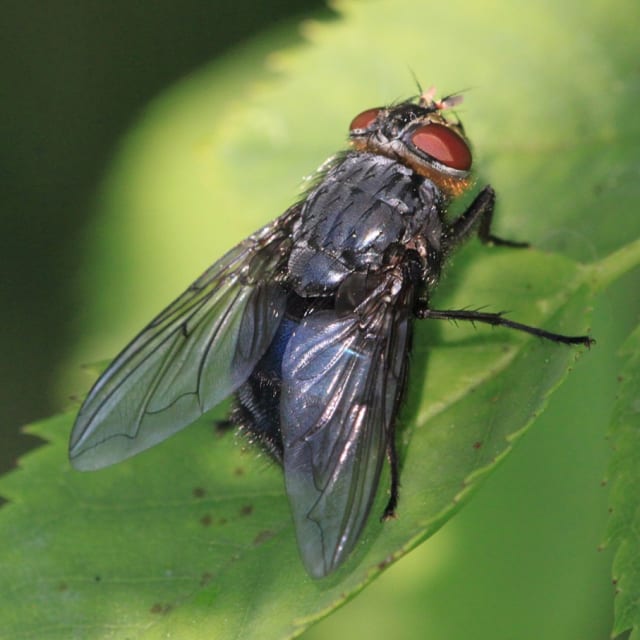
0,0,327,473
2,1,637,638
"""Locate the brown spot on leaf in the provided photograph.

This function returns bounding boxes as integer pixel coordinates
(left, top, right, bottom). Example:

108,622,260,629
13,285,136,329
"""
377,555,394,571
200,514,212,527
253,530,275,546
56,582,68,592
234,467,245,476
200,572,214,586
473,441,483,450
240,504,253,516
150,602,172,615
192,487,206,498
214,419,233,435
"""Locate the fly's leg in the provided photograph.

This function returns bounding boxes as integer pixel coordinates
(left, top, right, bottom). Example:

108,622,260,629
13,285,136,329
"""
382,435,400,521
416,306,594,347
447,186,529,249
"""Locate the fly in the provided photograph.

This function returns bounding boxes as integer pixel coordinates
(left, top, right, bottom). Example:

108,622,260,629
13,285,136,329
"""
69,87,593,578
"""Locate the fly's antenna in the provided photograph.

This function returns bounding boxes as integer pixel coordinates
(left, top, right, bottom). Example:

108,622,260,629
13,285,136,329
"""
439,86,476,110
438,87,473,130
438,92,465,109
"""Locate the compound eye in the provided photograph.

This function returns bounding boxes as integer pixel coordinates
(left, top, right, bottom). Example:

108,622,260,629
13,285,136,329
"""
410,123,472,171
349,108,381,133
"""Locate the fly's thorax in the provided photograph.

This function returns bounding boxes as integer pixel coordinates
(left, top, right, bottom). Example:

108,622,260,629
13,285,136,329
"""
287,153,436,297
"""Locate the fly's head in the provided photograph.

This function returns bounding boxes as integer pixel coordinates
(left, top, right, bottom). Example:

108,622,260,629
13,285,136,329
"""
348,88,472,197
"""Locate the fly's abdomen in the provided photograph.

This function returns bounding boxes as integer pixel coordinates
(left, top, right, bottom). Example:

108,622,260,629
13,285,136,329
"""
288,153,423,296
231,293,310,461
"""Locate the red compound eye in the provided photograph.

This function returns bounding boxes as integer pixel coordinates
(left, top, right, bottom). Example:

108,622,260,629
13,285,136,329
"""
349,108,381,133
410,123,472,171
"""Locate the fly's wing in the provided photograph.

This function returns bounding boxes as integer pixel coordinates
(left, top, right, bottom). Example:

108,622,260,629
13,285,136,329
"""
69,205,300,471
281,274,412,577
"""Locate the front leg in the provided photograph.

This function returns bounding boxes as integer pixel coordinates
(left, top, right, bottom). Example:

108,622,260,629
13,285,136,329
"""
447,186,529,250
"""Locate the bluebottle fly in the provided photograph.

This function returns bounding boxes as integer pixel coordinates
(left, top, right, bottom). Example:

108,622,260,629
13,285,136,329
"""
69,88,593,578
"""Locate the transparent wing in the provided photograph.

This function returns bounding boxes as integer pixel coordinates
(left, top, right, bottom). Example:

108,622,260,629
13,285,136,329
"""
70,205,300,471
281,274,412,577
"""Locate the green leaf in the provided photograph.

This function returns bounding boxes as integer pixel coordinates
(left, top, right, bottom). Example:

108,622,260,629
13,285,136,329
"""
605,326,640,640
4,0,640,638
0,257,600,640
